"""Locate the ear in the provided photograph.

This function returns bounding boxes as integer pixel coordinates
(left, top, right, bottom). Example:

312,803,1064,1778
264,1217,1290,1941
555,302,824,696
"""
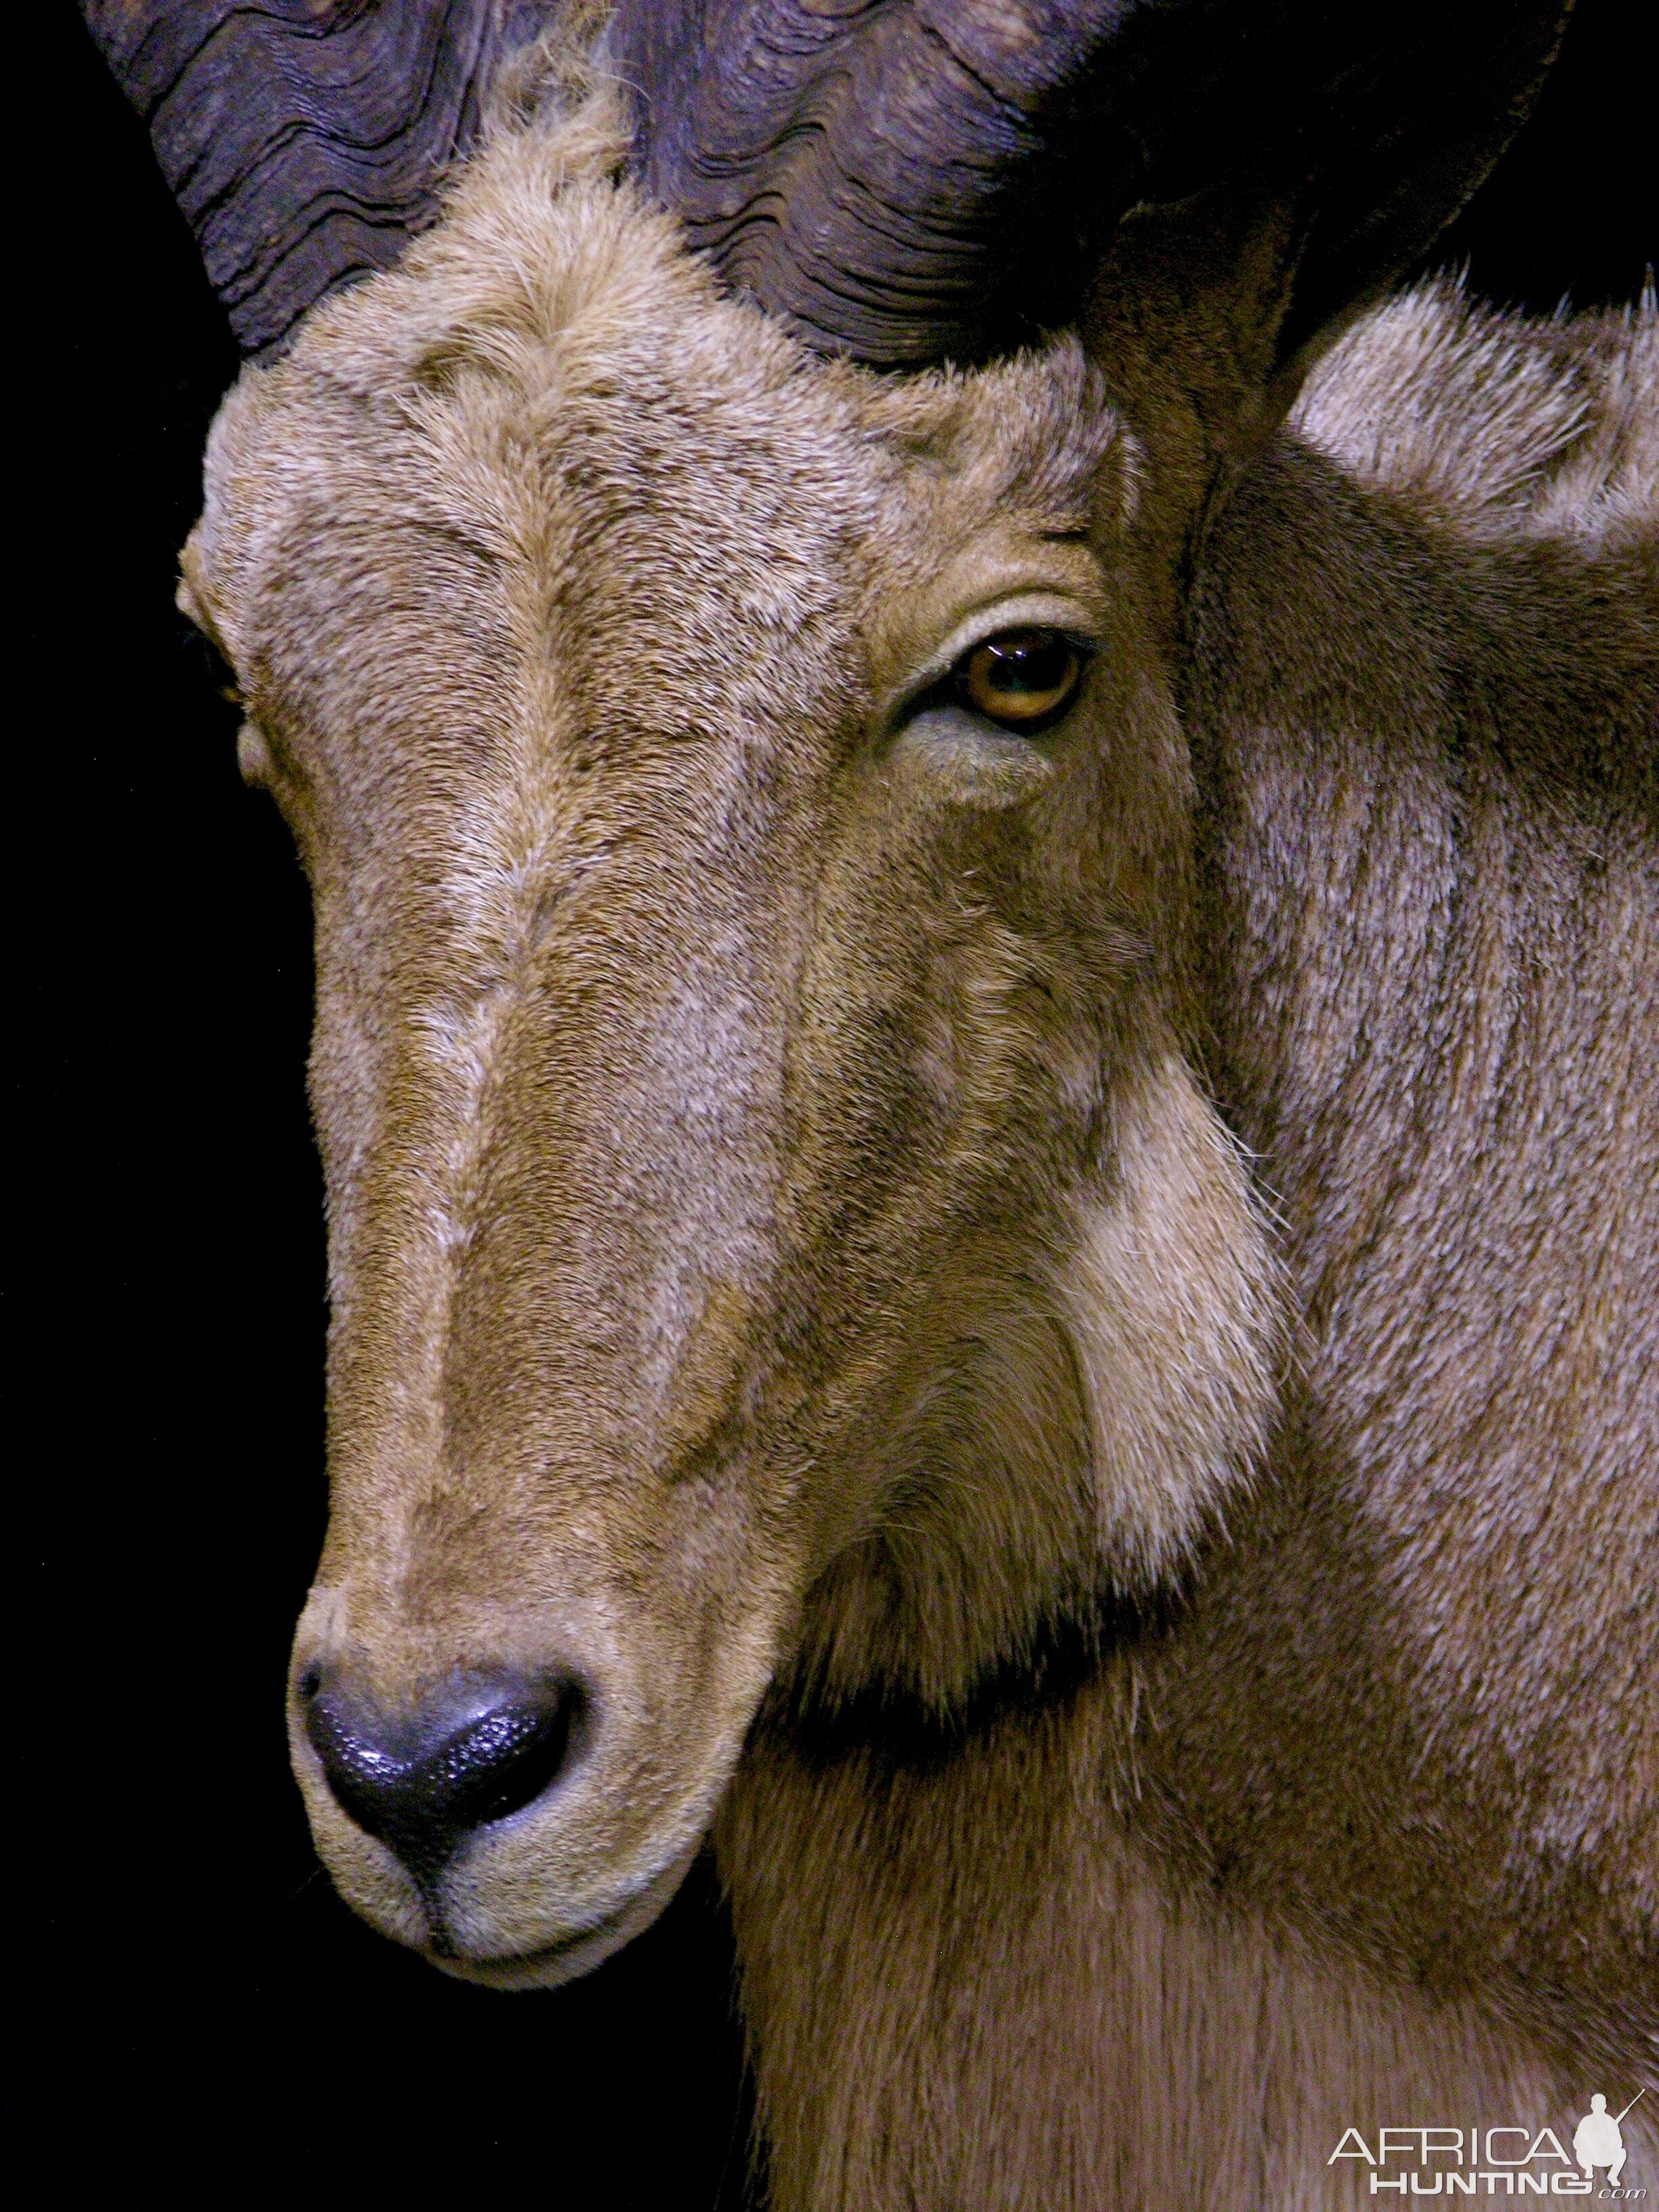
1078,0,1570,529
1079,189,1309,548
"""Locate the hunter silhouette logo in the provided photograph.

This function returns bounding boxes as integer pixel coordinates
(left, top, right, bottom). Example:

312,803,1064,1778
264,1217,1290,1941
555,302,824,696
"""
1330,2089,1648,2195
1576,2093,1645,2189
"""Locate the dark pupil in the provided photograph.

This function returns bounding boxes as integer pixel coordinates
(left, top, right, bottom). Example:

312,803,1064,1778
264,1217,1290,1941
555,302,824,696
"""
985,635,1069,693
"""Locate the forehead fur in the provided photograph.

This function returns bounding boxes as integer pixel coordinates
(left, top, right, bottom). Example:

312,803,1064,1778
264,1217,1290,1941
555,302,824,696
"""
183,93,1128,691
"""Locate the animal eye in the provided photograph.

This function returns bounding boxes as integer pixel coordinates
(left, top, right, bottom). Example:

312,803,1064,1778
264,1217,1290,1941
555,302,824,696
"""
956,628,1084,731
194,628,243,710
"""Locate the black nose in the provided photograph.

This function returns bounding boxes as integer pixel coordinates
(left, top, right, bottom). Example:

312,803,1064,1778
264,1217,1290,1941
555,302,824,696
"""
300,1667,586,1885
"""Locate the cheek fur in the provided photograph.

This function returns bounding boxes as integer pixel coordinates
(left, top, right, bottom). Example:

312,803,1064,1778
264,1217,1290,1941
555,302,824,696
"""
1052,1046,1285,1588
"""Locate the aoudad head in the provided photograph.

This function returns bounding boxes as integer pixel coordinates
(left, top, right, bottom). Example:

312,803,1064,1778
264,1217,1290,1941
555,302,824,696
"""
173,6,1567,1985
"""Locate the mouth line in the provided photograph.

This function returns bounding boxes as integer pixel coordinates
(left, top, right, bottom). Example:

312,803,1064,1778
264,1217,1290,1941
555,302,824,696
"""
426,1835,703,1991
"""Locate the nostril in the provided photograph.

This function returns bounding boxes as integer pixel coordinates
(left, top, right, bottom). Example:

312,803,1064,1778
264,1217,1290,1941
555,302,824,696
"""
302,1671,587,1885
423,1694,582,1829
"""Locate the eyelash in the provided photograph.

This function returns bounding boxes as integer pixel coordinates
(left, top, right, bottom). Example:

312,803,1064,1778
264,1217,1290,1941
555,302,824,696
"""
194,630,244,710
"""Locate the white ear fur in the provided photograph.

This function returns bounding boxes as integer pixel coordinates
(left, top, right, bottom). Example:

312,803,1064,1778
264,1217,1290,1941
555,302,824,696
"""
1054,1050,1285,1585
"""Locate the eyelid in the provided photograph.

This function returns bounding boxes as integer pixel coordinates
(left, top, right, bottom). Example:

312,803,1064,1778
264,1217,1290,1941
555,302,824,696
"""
875,592,1103,739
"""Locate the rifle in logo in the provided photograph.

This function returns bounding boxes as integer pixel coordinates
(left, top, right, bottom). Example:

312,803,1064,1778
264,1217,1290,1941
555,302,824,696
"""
1574,2090,1646,2189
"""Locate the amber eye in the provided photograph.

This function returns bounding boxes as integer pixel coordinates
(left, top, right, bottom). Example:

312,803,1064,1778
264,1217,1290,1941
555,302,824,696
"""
956,627,1084,731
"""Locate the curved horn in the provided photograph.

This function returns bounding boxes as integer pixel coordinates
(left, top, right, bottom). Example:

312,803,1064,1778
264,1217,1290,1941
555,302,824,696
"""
79,0,556,359
85,1,1572,369
609,0,1575,367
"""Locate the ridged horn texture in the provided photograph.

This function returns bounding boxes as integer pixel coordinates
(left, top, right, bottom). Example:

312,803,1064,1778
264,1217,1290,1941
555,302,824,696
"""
78,0,556,358
609,0,1575,367
82,0,1570,366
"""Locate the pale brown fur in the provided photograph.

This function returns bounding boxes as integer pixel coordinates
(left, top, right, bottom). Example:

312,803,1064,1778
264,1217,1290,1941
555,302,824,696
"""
180,45,1657,2207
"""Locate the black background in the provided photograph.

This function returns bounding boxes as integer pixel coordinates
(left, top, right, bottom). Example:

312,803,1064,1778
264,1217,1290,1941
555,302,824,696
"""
22,2,1650,2193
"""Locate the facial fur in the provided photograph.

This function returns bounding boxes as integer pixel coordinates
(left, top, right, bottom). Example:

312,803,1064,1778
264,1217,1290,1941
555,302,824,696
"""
180,79,1280,1978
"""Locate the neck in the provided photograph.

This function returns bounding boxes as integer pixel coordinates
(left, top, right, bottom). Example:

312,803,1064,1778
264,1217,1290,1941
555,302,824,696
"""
715,431,1658,2209
717,1677,1591,2212
1189,432,1657,1265
1170,427,1657,2053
